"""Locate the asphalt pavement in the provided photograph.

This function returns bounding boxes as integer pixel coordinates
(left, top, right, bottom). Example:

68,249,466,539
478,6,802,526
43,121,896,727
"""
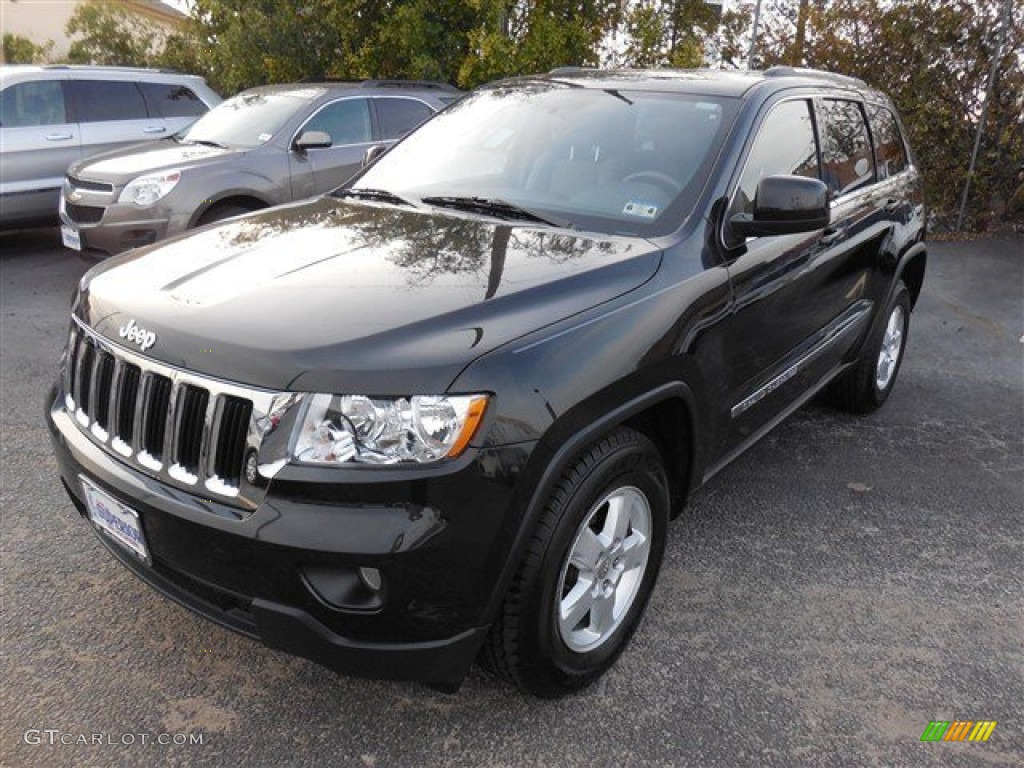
1,228,1021,767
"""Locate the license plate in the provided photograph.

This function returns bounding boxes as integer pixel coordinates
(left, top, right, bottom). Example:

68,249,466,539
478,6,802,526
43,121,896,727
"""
61,225,81,251
80,477,150,564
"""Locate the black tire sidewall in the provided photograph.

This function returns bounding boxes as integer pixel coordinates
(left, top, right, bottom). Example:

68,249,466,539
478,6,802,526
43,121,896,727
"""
528,437,669,688
869,285,912,406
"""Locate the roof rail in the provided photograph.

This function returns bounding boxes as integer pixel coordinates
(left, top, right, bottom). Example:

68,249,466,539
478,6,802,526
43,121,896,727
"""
763,66,867,88
297,78,458,91
547,66,596,76
41,64,183,74
359,79,459,92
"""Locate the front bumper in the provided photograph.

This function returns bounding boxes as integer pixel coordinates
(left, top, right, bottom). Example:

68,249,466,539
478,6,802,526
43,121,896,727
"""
60,196,188,255
47,387,535,689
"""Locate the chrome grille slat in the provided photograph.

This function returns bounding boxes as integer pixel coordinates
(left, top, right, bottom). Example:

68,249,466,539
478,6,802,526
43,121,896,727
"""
91,350,115,438
73,336,94,426
141,374,173,465
60,319,297,509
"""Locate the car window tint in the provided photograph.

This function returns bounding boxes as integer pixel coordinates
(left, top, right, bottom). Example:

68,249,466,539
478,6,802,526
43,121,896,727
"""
0,81,68,127
303,98,371,146
140,83,206,119
73,80,148,122
817,99,874,196
734,99,819,215
867,104,908,179
376,98,434,141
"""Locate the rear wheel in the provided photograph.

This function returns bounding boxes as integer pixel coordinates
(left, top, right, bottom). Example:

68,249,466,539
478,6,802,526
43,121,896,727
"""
828,283,912,413
482,427,669,697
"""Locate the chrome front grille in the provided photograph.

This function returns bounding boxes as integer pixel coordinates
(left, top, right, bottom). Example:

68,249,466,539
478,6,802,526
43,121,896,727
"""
62,320,302,507
67,175,114,194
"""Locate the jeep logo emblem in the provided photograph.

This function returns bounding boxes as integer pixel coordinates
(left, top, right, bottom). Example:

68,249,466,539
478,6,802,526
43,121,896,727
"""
118,319,157,351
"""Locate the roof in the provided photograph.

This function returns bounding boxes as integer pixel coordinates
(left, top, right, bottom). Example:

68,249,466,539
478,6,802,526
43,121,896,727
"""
491,67,877,100
0,64,205,83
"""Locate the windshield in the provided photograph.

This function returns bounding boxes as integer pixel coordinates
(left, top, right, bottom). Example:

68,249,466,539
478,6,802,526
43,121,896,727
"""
349,83,739,236
179,88,321,149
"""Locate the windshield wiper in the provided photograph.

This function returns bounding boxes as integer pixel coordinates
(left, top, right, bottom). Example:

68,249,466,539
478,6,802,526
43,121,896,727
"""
334,187,416,207
187,138,228,149
420,196,571,228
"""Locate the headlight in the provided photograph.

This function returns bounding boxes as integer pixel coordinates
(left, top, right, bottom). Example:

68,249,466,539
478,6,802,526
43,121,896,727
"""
118,170,181,206
293,394,489,465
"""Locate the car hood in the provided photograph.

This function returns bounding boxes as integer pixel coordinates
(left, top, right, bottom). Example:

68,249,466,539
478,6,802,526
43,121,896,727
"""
69,140,240,184
75,197,662,393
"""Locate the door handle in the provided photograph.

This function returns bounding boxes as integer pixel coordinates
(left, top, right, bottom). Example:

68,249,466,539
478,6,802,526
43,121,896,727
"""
883,198,900,213
45,133,73,141
820,226,846,246
143,126,167,134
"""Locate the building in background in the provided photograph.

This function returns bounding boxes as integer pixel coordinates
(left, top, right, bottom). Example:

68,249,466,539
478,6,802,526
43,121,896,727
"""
0,0,185,63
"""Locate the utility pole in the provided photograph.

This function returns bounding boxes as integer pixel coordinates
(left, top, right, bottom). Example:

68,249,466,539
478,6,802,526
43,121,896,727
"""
956,0,1014,231
748,0,763,70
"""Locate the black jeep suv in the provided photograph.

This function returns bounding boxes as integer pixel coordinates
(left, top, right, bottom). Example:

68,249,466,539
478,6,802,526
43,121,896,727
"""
47,67,926,697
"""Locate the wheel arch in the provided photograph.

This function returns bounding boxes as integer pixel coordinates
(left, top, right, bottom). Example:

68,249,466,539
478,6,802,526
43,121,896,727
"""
898,244,927,308
189,193,272,228
481,382,700,623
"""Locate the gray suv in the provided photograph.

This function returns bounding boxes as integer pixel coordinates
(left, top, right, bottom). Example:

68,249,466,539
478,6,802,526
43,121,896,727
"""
59,80,459,254
0,65,220,228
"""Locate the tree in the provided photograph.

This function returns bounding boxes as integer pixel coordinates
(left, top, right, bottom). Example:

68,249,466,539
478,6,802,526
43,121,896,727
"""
736,0,1024,229
2,33,53,64
65,0,166,66
620,0,719,68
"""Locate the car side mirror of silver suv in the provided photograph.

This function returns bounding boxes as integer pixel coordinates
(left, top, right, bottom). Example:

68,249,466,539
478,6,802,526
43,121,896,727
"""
730,175,830,238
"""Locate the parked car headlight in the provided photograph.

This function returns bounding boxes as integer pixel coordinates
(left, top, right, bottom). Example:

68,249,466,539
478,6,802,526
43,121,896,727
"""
118,171,181,206
293,394,489,465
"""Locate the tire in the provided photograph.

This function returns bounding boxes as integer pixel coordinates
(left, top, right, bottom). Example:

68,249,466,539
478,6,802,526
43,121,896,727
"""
482,427,669,697
828,283,912,413
197,204,255,227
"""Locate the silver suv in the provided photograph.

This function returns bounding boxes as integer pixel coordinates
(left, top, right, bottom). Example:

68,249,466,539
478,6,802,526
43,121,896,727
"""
59,80,459,254
0,65,220,228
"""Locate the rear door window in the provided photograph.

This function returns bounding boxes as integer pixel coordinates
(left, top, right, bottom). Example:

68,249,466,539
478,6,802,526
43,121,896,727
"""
375,98,434,141
71,80,148,122
0,81,69,127
817,99,875,196
867,105,909,179
734,99,820,215
140,83,207,119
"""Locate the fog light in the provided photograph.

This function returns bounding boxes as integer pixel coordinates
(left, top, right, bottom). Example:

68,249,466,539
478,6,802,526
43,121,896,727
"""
359,566,382,592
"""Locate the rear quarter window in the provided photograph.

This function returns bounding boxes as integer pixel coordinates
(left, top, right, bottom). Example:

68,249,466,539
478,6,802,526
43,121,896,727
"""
140,83,207,119
867,104,909,179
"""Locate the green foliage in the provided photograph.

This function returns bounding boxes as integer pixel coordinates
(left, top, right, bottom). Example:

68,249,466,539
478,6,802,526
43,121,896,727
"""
749,0,1023,229
50,0,1019,230
3,33,54,64
621,0,716,68
65,0,164,66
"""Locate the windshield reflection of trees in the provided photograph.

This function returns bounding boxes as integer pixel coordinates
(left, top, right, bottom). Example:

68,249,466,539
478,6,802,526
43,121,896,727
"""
218,200,622,300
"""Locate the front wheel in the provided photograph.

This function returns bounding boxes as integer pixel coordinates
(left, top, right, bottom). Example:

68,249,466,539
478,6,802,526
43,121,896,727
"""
828,283,912,413
482,427,669,697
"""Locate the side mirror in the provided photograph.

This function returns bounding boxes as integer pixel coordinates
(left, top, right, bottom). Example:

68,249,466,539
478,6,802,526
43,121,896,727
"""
294,130,332,152
362,144,388,167
729,175,830,238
